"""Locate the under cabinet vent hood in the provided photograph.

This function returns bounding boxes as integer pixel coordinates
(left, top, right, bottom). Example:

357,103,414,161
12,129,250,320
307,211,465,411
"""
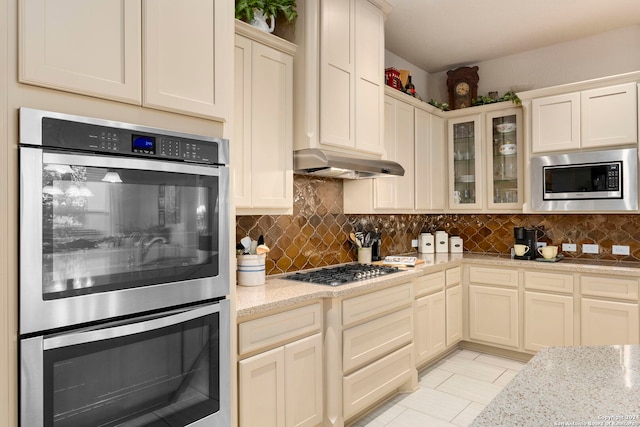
293,149,404,179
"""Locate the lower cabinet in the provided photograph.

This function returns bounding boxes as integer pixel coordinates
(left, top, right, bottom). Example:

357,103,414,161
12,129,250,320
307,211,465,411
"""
238,302,323,427
239,334,323,427
524,291,574,352
446,284,463,346
469,284,519,348
415,291,446,364
580,299,640,345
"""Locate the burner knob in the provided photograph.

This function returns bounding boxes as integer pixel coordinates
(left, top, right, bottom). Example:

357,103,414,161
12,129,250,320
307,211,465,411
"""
355,272,363,279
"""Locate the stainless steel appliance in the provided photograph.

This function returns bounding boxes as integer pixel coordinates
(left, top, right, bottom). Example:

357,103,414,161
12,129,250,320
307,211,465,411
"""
19,108,231,426
19,108,230,334
531,147,638,211
284,264,401,286
21,301,230,426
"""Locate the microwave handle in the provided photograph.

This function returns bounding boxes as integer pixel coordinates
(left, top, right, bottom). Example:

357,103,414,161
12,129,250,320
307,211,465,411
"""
43,301,225,350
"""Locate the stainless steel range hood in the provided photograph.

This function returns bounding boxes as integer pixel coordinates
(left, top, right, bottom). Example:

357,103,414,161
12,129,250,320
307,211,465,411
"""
293,148,404,179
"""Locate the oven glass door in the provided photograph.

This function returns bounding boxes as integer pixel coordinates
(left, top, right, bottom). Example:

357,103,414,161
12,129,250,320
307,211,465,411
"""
21,148,230,333
21,301,230,427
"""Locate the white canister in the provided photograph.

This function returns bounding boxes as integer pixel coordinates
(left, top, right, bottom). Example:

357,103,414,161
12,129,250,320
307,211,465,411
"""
435,231,448,253
237,254,266,286
449,236,463,253
419,233,434,254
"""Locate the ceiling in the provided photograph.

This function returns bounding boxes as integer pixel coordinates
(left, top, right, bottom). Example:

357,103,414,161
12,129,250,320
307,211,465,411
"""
384,0,640,74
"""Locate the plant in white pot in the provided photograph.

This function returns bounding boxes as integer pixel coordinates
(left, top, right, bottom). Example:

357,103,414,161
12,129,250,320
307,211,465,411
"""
235,0,297,33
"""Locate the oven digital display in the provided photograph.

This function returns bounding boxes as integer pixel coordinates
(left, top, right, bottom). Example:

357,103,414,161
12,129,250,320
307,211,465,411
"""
132,135,156,154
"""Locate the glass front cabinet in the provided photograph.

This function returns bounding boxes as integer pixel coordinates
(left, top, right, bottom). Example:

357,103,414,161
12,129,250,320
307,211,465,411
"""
486,108,523,210
448,114,482,210
448,105,522,211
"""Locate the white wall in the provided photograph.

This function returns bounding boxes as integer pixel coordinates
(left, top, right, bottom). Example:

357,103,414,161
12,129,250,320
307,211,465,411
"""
384,50,429,100
426,25,640,103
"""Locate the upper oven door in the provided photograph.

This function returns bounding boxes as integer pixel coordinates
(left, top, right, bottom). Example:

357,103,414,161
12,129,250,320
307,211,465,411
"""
20,147,230,334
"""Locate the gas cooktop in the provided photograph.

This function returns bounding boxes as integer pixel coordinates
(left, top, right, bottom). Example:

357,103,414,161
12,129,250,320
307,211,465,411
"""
283,263,401,287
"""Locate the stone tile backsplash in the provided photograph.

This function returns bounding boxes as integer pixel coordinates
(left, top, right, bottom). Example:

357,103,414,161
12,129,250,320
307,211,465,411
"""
236,176,640,275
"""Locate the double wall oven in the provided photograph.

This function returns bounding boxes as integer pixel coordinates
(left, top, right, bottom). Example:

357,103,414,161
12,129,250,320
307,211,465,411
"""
19,108,230,426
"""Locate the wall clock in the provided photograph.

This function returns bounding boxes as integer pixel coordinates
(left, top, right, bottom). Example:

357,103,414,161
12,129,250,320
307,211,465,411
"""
446,66,479,109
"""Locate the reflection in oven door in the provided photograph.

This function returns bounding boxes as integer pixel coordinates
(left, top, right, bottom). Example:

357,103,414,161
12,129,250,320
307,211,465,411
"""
21,301,230,427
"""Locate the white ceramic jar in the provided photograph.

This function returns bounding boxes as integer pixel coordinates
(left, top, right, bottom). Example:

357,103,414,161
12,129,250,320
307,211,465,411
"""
435,231,448,253
419,233,434,254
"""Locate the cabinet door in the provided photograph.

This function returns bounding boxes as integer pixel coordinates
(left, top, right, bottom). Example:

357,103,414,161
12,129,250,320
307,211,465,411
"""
486,108,523,209
469,285,519,348
416,109,447,211
524,291,574,352
144,0,231,120
354,0,384,154
20,0,142,104
581,298,640,346
446,284,463,347
233,35,253,208
320,0,353,149
581,83,638,148
375,97,414,210
531,92,581,153
285,334,323,427
449,115,483,210
239,347,285,427
415,291,446,364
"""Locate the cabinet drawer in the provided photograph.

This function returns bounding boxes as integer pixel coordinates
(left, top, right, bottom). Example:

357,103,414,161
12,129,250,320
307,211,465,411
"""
581,275,639,301
342,282,413,327
239,302,323,356
343,307,413,373
524,270,574,294
469,266,518,288
446,267,461,287
343,344,414,420
414,271,444,297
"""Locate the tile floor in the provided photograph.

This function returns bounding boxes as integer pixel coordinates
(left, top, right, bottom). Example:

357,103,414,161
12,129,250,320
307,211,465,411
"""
350,349,527,427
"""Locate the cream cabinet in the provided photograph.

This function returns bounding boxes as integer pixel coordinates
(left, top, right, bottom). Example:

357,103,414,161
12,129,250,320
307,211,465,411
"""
524,292,574,352
234,22,295,214
445,267,463,346
579,274,640,346
448,103,523,212
238,303,323,427
531,82,638,153
20,0,232,120
339,282,416,421
414,272,446,365
468,266,519,348
294,0,391,156
344,91,446,213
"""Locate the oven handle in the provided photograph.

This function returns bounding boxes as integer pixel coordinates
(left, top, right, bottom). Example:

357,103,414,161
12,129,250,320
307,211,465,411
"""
43,302,224,350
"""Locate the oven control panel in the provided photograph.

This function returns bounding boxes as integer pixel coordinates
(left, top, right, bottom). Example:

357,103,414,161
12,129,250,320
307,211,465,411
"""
42,116,221,165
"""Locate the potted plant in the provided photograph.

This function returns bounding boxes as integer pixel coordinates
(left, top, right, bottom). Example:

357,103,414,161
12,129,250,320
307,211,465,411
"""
235,0,297,33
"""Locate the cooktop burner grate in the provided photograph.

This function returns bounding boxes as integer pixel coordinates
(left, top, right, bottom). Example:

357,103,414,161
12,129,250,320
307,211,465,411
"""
283,263,401,286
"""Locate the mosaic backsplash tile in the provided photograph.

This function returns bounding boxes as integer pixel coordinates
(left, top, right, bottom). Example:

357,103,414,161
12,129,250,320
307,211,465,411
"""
236,176,640,275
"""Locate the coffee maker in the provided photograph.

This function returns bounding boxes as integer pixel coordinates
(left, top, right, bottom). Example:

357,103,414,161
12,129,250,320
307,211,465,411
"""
513,227,543,260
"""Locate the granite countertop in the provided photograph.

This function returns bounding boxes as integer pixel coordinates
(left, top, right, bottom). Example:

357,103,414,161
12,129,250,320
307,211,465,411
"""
471,345,640,426
236,253,640,318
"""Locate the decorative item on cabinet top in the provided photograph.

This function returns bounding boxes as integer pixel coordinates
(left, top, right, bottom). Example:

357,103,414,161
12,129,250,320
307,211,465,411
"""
234,0,298,33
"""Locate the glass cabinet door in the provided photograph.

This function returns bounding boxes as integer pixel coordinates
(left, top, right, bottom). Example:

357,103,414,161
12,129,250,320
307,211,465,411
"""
449,115,482,209
486,108,522,209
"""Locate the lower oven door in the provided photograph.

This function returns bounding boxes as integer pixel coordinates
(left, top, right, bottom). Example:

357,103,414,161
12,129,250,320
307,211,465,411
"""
20,300,230,427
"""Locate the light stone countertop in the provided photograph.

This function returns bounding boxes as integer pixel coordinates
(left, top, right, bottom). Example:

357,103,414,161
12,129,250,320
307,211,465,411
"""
471,345,640,426
236,253,640,319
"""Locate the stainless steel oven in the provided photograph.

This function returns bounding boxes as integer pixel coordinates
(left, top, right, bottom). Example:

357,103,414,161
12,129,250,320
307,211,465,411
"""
18,108,231,426
21,300,230,426
19,108,230,334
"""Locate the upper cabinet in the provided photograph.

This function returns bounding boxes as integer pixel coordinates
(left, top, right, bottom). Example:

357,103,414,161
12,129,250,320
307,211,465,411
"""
447,103,523,212
234,21,295,214
294,0,391,157
343,89,446,214
530,82,638,153
20,0,232,121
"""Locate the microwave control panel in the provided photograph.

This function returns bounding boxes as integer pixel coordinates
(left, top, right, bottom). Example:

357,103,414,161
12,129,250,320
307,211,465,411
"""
41,117,220,165
605,164,620,190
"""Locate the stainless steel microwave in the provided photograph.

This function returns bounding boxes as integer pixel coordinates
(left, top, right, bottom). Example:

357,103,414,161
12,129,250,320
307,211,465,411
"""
531,147,638,211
